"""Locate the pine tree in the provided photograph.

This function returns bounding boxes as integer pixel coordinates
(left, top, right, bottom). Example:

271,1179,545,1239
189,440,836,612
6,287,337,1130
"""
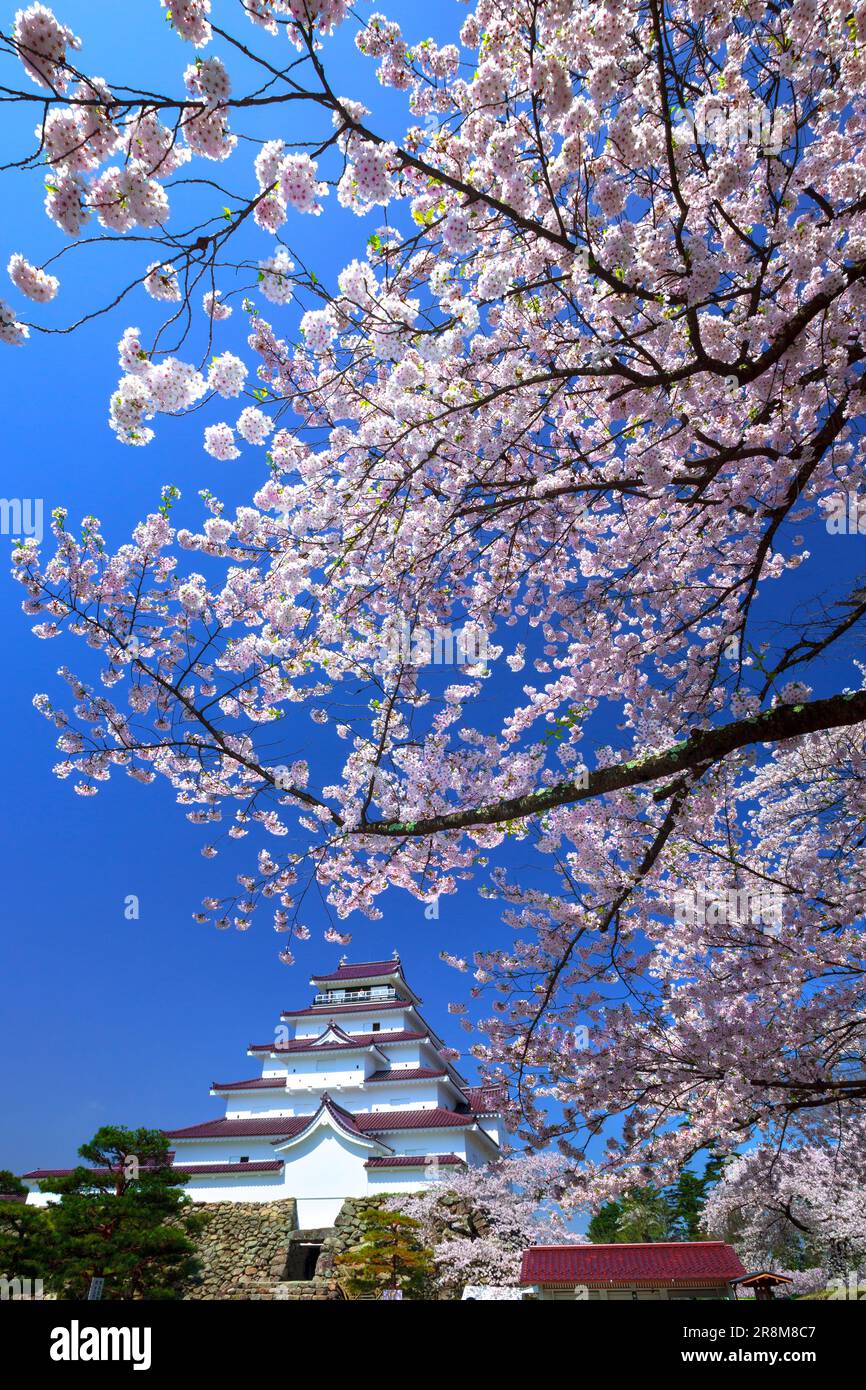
667,1158,725,1240
588,1159,723,1244
35,1126,200,1300
0,1171,27,1197
0,1199,53,1291
335,1207,435,1300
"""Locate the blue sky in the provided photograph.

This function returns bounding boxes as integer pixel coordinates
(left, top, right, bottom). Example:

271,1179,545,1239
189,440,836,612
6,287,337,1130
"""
0,0,520,1175
1,1,862,1181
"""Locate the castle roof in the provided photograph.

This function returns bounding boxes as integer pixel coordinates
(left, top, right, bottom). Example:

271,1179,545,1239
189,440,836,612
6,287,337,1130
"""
23,1160,285,1181
212,1076,289,1091
248,1028,424,1054
366,1068,447,1083
463,1084,509,1115
173,1161,284,1177
364,1154,465,1169
310,958,404,984
279,1000,414,1019
164,1106,483,1142
24,959,505,1190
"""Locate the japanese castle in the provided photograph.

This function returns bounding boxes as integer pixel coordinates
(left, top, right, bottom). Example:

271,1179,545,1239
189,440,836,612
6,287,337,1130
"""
24,957,507,1228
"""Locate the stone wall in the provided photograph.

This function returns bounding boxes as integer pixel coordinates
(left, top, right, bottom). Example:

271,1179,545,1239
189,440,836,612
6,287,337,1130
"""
179,1194,428,1300
270,1196,390,1300
178,1198,298,1300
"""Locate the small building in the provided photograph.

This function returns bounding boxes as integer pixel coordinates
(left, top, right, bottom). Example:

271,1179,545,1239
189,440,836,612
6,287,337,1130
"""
22,956,508,1229
731,1271,795,1301
521,1241,746,1301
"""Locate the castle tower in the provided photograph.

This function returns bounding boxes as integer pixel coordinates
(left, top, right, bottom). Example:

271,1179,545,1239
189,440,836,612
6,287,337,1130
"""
24,958,507,1229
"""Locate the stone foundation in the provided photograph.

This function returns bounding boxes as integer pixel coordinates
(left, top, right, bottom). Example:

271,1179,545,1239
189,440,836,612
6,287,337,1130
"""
178,1198,298,1300
269,1196,390,1300
179,1194,411,1300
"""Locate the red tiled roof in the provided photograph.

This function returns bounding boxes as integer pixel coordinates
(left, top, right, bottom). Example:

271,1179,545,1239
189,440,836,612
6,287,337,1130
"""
357,1109,476,1132
367,1068,447,1083
164,1117,308,1140
281,1000,413,1019
25,1161,285,1180
23,1161,176,1180
463,1084,508,1114
23,1168,110,1179
520,1242,747,1288
165,1107,479,1142
311,959,403,983
212,1076,287,1091
365,1154,465,1169
315,1094,367,1138
174,1161,284,1177
249,1029,426,1054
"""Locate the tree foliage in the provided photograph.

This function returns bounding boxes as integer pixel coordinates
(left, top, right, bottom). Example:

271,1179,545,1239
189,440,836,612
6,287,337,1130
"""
390,1153,582,1294
334,1206,435,1300
32,1126,199,1300
2,0,866,1202
588,1158,723,1243
701,1125,866,1292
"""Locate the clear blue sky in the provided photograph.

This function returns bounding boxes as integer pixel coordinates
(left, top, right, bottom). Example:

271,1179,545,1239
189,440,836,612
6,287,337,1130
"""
0,0,520,1174
0,2,861,1178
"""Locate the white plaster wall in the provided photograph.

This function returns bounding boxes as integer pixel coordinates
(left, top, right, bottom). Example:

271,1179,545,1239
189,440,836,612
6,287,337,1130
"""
365,1169,443,1195
182,1175,288,1204
476,1117,503,1146
463,1132,498,1165
378,1042,427,1067
296,1196,347,1228
170,1138,279,1165
272,1128,372,1228
286,1058,368,1089
292,1009,414,1040
384,1131,472,1160
224,1077,448,1119
24,1189,59,1207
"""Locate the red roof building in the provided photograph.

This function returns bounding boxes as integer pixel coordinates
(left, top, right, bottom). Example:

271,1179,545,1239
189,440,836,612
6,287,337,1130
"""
520,1242,747,1301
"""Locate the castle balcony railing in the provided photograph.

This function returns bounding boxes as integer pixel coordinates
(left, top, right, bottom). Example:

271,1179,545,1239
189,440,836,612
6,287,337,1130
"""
313,985,399,1006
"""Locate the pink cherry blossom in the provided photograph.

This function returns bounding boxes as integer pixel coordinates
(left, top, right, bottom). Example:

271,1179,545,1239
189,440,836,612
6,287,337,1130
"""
236,406,272,445
258,247,294,305
161,0,211,48
7,253,58,302
204,422,240,460
202,289,231,320
6,0,866,1217
0,298,28,344
278,153,325,214
143,261,181,302
207,351,246,397
13,3,79,90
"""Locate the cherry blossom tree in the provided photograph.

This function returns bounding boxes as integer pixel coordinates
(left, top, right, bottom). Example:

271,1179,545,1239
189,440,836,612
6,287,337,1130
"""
3,1,866,1200
388,1152,583,1292
701,1120,866,1293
